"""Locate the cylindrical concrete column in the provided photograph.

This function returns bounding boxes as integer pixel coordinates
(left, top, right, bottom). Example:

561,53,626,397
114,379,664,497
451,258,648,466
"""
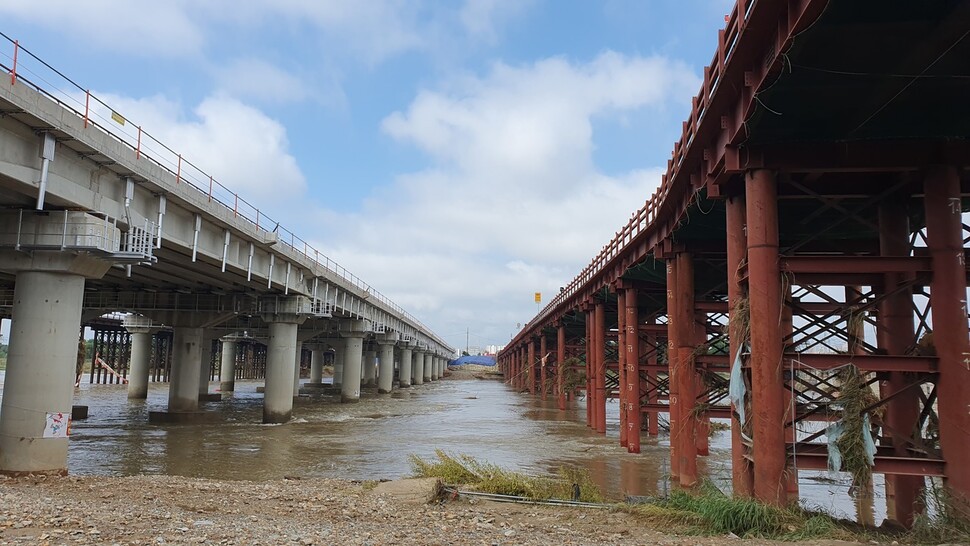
199,335,213,397
423,353,433,382
332,338,346,387
431,354,440,381
363,349,377,387
413,351,425,385
264,321,299,423
219,339,237,393
377,342,395,393
127,330,153,399
341,334,365,403
310,347,325,383
399,346,413,388
0,270,85,475
169,326,203,412
293,343,303,397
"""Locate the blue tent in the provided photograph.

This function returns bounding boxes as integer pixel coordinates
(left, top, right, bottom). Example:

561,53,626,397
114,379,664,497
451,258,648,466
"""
448,355,497,367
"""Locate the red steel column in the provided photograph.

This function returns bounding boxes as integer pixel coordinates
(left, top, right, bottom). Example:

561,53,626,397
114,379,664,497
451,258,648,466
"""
528,339,537,396
594,301,607,434
877,199,923,526
694,310,710,458
626,286,642,453
646,318,659,437
666,258,681,480
746,169,786,506
617,287,628,447
781,288,799,500
557,322,567,410
923,165,970,510
585,306,594,428
539,334,548,401
675,252,698,486
726,193,753,496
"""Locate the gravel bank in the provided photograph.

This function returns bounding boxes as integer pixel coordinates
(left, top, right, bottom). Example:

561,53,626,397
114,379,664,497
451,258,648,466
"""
0,475,863,545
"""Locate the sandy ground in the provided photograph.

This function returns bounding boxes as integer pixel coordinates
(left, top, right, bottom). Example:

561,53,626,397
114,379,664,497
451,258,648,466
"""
0,474,870,546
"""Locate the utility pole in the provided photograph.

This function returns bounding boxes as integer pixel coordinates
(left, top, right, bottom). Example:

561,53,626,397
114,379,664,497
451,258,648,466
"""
466,327,469,355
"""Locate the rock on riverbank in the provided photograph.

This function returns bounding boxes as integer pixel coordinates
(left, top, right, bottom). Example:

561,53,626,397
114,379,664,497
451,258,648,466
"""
0,475,865,545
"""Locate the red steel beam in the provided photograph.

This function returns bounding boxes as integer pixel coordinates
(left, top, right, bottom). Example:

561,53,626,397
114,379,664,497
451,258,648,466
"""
783,353,937,374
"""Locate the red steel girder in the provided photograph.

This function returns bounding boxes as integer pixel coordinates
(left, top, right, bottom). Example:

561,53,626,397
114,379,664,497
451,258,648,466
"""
783,353,938,373
790,444,945,477
781,256,932,275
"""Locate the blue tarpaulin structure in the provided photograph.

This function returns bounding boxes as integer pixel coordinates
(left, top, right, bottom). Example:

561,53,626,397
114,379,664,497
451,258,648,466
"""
448,355,497,367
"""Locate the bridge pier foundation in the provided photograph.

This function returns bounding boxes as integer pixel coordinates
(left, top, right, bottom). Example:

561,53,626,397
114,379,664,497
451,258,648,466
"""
399,344,413,388
424,352,433,383
219,338,237,394
556,323,567,411
0,253,110,476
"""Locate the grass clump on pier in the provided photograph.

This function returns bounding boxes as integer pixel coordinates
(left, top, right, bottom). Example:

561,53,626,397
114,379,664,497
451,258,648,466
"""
409,450,603,503
627,482,852,540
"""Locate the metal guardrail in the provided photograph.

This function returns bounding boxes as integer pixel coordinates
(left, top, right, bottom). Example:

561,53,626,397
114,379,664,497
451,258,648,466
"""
0,32,451,351
519,0,757,334
0,209,155,263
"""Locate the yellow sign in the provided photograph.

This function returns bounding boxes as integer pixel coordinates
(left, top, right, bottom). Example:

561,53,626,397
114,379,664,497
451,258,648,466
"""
534,292,541,303
110,110,126,126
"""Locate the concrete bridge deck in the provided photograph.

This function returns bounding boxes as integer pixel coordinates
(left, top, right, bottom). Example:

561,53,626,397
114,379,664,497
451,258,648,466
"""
0,35,454,476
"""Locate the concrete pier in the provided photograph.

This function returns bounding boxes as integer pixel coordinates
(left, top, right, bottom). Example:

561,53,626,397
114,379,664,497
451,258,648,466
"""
263,320,300,423
0,252,109,475
431,355,439,381
169,326,204,412
332,338,346,388
377,340,395,394
219,338,237,394
293,342,303,397
413,350,425,385
199,332,214,399
424,353,433,383
125,316,155,400
363,349,377,387
341,332,365,403
309,346,325,384
399,344,413,388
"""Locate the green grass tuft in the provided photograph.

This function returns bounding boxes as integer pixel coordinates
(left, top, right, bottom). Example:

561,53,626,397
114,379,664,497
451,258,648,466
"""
409,450,603,503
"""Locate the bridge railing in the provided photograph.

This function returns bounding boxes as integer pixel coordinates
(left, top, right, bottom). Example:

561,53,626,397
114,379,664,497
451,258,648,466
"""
521,0,754,335
0,33,446,348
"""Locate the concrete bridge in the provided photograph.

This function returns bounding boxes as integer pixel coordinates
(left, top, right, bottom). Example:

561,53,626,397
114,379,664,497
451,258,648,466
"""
0,37,454,476
500,0,970,526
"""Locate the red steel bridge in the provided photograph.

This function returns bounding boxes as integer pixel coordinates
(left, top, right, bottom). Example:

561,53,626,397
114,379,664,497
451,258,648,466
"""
498,0,970,525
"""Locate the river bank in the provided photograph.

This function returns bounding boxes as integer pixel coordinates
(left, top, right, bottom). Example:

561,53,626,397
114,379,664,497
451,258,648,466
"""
0,474,864,545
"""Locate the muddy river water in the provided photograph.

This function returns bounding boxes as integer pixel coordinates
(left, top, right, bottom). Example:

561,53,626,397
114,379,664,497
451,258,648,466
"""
1,372,882,523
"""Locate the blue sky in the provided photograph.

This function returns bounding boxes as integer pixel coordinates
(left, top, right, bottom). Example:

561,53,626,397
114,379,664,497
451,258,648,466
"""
1,0,733,353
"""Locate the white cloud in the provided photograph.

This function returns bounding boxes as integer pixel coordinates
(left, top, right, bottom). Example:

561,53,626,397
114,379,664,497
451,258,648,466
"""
308,52,699,350
213,59,312,104
86,92,306,211
0,0,205,58
460,0,535,44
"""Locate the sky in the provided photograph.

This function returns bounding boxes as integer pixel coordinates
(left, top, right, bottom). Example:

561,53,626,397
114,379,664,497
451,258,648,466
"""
1,0,734,354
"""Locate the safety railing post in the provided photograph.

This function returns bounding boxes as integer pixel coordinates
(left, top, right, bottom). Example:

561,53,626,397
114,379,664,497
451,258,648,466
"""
84,90,90,128
10,40,18,85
